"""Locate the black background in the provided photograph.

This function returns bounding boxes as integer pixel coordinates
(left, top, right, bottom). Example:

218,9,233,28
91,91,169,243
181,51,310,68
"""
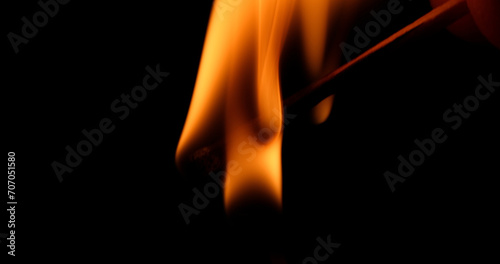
3,0,499,262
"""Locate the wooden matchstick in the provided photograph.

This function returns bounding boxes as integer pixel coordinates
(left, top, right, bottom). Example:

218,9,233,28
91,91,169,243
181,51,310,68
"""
284,0,469,110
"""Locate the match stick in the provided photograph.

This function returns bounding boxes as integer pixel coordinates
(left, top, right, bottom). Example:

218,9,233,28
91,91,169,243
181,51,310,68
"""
284,0,469,110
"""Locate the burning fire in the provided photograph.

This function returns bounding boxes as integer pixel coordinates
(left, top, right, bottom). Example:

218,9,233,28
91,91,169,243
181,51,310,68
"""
177,0,293,213
299,0,339,124
177,0,379,214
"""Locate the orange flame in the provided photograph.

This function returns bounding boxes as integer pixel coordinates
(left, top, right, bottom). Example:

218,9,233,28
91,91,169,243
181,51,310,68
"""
222,0,296,212
176,0,380,214
298,0,339,124
176,0,294,213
